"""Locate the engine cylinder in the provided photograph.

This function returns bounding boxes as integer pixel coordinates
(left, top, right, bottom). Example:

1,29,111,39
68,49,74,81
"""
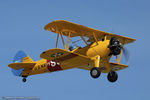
108,37,122,56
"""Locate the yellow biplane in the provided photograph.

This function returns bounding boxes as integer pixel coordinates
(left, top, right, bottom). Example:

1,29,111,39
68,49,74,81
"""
8,20,136,83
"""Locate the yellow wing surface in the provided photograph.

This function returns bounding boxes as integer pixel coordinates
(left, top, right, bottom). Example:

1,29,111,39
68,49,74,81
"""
8,63,36,70
40,48,93,69
77,62,128,73
109,62,128,71
44,20,135,44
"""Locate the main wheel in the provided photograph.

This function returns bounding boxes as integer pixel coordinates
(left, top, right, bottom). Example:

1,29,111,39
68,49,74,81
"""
22,78,27,83
90,67,101,78
107,71,118,82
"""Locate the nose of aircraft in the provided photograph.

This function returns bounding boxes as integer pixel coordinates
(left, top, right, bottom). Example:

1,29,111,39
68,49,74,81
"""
108,37,122,56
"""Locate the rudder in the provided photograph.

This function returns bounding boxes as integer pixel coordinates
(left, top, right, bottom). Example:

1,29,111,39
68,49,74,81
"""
11,50,33,76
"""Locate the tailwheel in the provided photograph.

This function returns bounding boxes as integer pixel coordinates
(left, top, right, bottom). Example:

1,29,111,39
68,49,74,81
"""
107,71,118,82
22,77,27,83
90,67,101,78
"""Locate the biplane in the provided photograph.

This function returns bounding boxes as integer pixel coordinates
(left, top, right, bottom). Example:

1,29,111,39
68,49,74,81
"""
8,20,136,83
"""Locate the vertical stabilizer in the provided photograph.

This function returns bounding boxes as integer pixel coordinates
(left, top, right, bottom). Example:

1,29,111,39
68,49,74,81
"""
11,50,33,76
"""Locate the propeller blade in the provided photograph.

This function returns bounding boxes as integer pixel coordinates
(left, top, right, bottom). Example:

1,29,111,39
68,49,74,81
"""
123,47,130,64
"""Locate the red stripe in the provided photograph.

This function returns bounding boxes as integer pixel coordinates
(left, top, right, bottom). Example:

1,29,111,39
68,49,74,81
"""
47,60,62,72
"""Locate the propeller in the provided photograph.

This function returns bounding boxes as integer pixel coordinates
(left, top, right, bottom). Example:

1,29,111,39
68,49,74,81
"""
123,47,130,64
109,27,130,64
108,37,130,64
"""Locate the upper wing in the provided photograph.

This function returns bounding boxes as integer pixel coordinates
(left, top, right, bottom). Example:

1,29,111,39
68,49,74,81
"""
44,20,135,44
40,48,93,69
8,63,36,70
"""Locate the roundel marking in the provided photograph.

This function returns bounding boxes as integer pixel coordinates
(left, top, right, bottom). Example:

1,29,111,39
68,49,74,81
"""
112,67,122,70
51,52,64,57
47,60,62,72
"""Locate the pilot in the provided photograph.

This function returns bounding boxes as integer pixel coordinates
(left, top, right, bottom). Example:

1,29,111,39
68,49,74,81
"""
69,46,73,51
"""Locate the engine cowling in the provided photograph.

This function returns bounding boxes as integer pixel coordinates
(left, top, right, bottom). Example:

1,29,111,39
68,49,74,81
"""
108,37,122,56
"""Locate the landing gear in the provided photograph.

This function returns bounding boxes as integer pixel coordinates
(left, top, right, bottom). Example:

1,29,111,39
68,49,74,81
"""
107,71,118,82
22,77,27,83
90,67,101,78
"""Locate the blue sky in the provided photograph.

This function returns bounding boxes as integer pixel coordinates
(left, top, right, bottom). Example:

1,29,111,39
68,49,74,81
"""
0,0,150,100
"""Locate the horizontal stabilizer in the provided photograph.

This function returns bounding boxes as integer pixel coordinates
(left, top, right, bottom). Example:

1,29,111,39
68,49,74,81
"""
8,62,36,70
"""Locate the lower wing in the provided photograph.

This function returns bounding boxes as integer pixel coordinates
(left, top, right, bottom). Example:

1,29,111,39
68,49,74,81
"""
77,62,128,73
40,48,93,69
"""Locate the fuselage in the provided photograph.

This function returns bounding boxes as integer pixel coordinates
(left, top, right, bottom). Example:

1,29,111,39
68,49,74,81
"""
22,39,111,76
75,39,111,58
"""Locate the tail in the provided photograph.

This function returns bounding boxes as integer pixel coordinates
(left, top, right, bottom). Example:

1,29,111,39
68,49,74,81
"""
11,50,34,76
13,50,34,63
